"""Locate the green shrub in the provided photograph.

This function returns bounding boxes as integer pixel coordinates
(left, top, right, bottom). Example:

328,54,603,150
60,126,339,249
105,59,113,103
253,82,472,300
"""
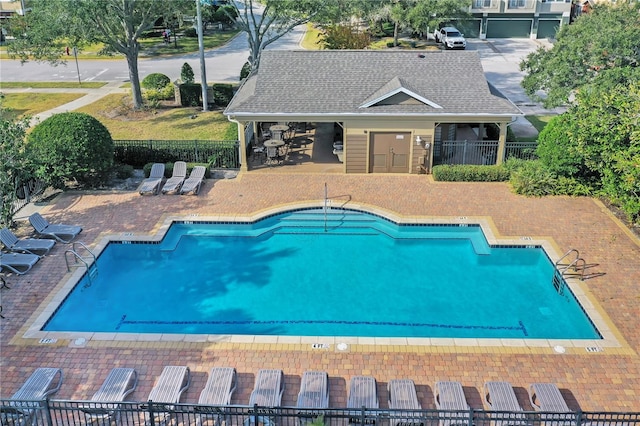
211,83,234,106
113,163,134,179
240,61,252,80
143,85,174,102
509,160,557,196
183,27,197,38
179,83,201,106
386,41,395,48
27,112,114,188
181,62,195,84
141,73,171,90
432,164,510,182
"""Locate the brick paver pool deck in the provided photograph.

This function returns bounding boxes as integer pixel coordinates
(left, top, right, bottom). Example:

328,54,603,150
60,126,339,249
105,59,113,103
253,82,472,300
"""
1,173,639,411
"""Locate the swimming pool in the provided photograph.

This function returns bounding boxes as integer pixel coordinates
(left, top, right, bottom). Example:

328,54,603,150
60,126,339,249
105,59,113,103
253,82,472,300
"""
43,208,600,340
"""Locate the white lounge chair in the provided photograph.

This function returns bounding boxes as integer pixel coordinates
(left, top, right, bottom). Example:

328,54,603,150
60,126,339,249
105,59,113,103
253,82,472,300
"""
297,371,329,409
1,368,63,425
0,228,55,256
179,166,206,195
195,367,237,426
0,252,40,275
138,163,165,195
245,369,284,426
347,376,378,425
528,383,574,426
483,381,527,426
81,368,138,425
161,161,187,194
29,212,82,243
144,366,191,426
434,381,470,426
388,379,422,426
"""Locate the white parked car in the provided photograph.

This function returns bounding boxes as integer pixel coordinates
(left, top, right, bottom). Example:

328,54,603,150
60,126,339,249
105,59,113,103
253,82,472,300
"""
434,26,467,50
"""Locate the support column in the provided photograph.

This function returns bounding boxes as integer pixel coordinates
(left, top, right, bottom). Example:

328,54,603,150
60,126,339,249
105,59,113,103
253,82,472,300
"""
238,120,249,172
496,122,507,165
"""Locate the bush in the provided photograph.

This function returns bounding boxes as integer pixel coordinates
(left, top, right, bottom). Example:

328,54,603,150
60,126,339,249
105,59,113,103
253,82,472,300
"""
113,163,134,179
179,83,201,106
211,83,234,106
240,61,252,80
183,27,197,38
143,85,174,102
27,112,114,188
181,62,195,84
432,164,510,182
141,73,171,90
508,160,557,196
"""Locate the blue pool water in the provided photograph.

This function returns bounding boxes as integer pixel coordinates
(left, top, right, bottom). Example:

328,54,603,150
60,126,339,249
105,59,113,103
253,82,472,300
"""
44,209,600,339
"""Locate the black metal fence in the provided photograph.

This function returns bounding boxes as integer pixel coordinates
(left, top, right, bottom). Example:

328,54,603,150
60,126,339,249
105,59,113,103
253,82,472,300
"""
7,178,49,220
113,140,241,169
433,141,538,166
1,400,638,426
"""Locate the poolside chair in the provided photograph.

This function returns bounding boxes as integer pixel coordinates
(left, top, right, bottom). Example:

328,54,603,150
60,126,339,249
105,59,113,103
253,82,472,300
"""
434,381,470,426
138,163,165,195
483,381,527,426
1,367,63,425
81,367,138,425
347,376,378,425
195,367,237,426
528,383,574,426
388,379,422,426
297,371,329,409
0,228,55,256
245,369,285,426
0,252,40,275
144,366,191,426
28,212,82,243
179,166,206,195
161,161,187,194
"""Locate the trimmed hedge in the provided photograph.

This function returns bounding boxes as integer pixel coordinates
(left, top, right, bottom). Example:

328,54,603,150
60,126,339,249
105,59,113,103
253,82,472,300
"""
142,73,171,90
432,164,510,182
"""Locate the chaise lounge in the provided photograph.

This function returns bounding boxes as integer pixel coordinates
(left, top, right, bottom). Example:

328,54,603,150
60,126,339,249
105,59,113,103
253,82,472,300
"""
434,381,470,426
0,228,55,256
29,212,82,243
161,161,187,194
1,367,63,425
388,379,422,426
483,381,527,426
81,367,138,425
528,383,574,426
195,367,237,426
348,376,379,425
138,163,165,195
144,365,191,426
245,369,284,426
179,166,206,195
0,252,40,275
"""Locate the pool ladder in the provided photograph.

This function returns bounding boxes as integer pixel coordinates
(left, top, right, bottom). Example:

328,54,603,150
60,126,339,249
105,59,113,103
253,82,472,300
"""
64,242,98,287
552,249,587,294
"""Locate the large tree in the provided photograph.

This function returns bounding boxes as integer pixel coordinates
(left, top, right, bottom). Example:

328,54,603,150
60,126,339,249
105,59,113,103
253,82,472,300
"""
520,2,640,108
9,0,190,109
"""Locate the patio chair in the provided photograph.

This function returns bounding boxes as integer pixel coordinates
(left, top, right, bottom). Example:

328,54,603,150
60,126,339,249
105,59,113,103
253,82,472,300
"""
0,252,40,275
388,379,422,426
143,366,191,426
245,369,284,426
483,381,527,426
138,163,165,195
1,367,63,425
161,161,187,194
0,227,55,257
347,376,378,425
81,367,138,425
528,383,574,426
434,381,470,426
179,166,206,195
28,212,82,243
195,367,237,426
297,371,329,410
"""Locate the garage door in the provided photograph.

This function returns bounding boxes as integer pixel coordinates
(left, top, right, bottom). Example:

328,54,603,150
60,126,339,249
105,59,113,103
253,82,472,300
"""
486,19,532,38
537,19,561,39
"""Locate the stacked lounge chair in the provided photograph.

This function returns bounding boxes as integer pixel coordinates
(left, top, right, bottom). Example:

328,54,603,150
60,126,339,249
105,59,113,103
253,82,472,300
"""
195,367,237,426
29,212,82,243
180,166,206,195
434,381,470,426
0,228,55,256
0,368,63,425
144,366,191,426
483,381,527,426
0,252,40,275
161,161,187,194
138,163,165,195
81,367,138,425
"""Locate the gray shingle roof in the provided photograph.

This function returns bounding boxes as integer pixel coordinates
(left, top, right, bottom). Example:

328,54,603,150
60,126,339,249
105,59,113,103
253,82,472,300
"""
225,50,521,118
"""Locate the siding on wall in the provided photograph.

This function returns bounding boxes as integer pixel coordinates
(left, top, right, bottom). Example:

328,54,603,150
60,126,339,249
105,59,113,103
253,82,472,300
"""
345,134,368,173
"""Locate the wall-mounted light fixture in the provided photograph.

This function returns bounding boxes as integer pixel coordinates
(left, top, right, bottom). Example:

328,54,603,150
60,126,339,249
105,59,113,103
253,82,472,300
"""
415,135,431,149
415,135,423,146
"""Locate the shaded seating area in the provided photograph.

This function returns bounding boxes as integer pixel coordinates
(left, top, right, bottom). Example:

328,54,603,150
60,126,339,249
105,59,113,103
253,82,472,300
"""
0,228,55,256
138,163,165,195
161,161,187,194
81,367,138,425
1,367,63,425
0,252,40,275
28,212,82,243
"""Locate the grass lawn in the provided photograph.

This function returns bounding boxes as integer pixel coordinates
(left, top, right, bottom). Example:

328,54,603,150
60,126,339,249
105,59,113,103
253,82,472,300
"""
1,93,86,119
75,93,237,140
0,82,107,89
300,24,323,50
